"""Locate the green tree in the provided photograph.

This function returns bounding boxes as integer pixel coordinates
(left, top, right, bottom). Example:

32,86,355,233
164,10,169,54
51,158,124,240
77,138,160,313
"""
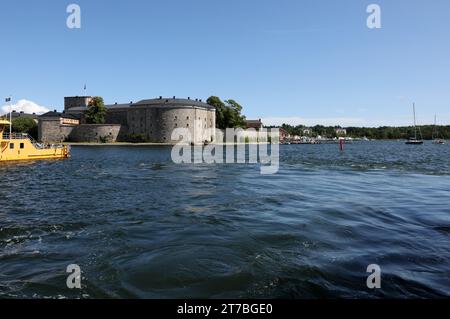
207,96,246,129
225,99,247,128
85,96,107,124
207,96,226,128
12,117,38,139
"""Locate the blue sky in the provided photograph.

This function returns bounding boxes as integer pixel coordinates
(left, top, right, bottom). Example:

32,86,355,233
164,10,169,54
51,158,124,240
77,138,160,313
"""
0,0,449,127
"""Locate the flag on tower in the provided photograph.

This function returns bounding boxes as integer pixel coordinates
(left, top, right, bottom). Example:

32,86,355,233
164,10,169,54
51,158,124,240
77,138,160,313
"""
5,97,11,102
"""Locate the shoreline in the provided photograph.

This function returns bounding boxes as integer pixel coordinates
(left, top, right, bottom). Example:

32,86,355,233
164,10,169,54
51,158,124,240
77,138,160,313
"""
63,139,447,146
64,142,273,146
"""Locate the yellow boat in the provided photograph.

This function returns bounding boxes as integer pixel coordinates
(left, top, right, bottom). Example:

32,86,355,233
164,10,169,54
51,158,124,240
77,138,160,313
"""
0,119,70,161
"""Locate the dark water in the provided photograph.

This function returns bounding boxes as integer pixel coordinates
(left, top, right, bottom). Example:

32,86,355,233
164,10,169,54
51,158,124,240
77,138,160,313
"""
0,141,449,299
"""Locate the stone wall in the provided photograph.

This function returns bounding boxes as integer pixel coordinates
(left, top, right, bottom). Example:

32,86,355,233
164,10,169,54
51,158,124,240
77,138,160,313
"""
104,109,129,140
38,118,76,143
38,119,121,143
69,124,121,143
125,107,215,143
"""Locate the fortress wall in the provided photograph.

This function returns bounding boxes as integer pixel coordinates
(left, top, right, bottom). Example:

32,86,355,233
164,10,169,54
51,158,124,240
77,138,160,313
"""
143,107,215,143
38,119,60,142
69,124,121,143
60,126,76,142
193,108,215,143
105,109,129,140
38,119,76,143
106,109,129,125
124,107,214,143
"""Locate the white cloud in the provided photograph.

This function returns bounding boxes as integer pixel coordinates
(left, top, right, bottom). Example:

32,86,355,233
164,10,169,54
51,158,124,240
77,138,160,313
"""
1,99,50,116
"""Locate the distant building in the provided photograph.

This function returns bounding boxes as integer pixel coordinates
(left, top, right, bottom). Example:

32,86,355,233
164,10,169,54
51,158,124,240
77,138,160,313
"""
245,119,263,130
279,128,290,142
335,128,347,136
303,128,312,136
9,111,39,123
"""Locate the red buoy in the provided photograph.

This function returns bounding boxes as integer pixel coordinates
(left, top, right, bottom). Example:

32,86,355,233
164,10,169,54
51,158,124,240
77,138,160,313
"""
339,138,345,152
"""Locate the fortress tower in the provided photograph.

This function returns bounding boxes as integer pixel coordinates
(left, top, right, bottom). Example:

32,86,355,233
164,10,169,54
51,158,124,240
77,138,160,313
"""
64,96,93,112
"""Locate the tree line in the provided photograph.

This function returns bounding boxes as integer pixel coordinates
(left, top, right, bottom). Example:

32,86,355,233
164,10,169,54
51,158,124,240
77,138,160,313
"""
274,124,450,140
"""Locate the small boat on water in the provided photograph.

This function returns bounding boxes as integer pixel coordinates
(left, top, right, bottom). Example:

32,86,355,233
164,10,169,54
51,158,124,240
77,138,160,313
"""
433,139,446,145
432,115,446,145
405,103,423,145
0,119,70,162
406,138,424,145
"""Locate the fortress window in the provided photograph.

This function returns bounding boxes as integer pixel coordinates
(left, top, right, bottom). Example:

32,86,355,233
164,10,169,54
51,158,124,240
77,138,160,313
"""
20,143,24,149
174,123,177,127
186,124,189,127
174,116,177,120
186,116,189,120
10,143,14,149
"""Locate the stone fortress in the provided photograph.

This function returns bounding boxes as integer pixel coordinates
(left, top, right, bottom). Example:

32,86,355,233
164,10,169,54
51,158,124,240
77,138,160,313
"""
38,96,216,144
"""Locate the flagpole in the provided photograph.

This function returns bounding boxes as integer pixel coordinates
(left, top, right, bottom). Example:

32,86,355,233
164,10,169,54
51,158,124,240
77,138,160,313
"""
8,96,12,137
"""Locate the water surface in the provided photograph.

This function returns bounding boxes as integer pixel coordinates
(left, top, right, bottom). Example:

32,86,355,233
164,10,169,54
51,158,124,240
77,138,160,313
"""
0,141,449,298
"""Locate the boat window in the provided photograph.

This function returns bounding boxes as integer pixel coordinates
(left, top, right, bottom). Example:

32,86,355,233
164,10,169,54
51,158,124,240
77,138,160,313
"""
20,143,24,149
10,143,14,149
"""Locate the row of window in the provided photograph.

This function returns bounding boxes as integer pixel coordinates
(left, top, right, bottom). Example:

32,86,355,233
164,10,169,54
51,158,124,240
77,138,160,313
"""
131,116,212,122
129,123,214,135
10,143,25,149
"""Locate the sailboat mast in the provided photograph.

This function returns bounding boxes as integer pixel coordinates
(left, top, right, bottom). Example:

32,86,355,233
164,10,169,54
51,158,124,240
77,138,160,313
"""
413,103,417,140
433,114,436,140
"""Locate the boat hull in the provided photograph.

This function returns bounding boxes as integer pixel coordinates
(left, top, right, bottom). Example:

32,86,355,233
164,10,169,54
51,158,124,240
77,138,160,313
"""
1,139,70,162
405,140,424,145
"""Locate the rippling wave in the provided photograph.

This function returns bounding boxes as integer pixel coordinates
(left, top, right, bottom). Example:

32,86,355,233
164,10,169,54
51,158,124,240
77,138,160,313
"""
0,142,449,298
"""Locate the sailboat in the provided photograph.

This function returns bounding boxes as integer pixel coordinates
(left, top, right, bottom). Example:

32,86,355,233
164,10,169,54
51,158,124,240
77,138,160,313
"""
432,115,445,145
405,103,424,145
